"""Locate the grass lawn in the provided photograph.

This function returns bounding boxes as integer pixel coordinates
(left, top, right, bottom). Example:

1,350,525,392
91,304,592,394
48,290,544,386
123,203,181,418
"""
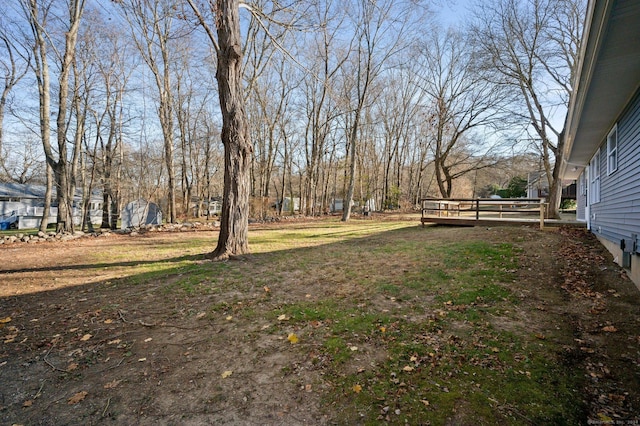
1,217,638,424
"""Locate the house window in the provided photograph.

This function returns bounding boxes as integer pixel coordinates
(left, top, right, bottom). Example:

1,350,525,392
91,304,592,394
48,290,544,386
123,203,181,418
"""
607,124,618,175
590,149,600,204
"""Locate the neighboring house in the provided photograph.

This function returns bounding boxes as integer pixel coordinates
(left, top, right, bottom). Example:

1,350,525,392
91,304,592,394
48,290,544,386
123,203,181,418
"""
0,183,102,230
330,198,345,212
526,171,577,202
526,171,550,199
276,197,300,213
561,0,640,287
191,197,222,217
121,199,162,229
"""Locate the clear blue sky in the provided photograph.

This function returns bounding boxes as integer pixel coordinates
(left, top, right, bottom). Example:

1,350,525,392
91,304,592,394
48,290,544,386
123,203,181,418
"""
437,0,474,27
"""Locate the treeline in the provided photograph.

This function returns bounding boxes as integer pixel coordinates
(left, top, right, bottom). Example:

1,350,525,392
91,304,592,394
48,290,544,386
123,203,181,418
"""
0,0,584,229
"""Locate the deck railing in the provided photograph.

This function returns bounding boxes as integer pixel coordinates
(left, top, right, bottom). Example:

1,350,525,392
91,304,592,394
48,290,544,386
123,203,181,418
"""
421,198,548,229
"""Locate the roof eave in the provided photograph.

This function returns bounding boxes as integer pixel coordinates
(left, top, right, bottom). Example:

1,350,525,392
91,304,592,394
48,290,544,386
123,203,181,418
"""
562,0,640,180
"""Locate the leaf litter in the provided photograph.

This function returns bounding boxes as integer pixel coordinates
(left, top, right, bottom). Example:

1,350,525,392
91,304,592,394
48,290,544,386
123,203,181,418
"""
0,222,639,425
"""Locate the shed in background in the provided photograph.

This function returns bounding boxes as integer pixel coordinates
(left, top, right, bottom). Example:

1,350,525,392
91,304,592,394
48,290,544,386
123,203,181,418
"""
121,199,162,229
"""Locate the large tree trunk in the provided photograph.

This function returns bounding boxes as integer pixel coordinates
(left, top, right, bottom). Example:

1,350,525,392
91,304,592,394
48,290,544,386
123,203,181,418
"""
209,0,252,260
29,0,84,234
39,164,52,232
54,164,74,233
547,130,567,219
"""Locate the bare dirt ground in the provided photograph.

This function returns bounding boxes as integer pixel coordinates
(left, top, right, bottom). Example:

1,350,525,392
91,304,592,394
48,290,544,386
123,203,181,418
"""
1,221,639,425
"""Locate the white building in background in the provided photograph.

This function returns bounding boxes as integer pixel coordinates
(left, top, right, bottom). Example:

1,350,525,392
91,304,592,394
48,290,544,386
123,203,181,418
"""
0,183,102,230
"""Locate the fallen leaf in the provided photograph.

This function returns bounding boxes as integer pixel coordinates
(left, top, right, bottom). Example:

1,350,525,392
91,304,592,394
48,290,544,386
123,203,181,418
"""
263,286,270,292
104,319,113,324
144,338,153,342
420,399,430,406
277,314,289,321
305,384,312,392
0,317,11,324
287,333,299,344
104,379,121,389
67,363,79,372
138,358,146,362
23,400,33,407
598,413,613,423
402,366,414,372
379,326,386,333
350,346,358,351
352,384,362,393
225,315,233,321
80,334,92,341
491,347,500,353
602,325,617,332
107,339,121,345
67,391,88,404
69,328,79,333
221,370,233,378
196,312,207,319
409,356,418,362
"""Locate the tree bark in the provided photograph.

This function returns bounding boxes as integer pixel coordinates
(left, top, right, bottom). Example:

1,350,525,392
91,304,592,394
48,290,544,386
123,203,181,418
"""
28,0,84,233
39,164,52,232
209,0,252,260
28,0,52,232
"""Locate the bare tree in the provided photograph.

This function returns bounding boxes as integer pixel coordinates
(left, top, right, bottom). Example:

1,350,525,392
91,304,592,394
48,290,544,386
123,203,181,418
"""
70,28,94,231
472,0,584,216
296,0,350,216
90,16,133,229
340,0,423,221
24,0,86,233
119,0,186,223
247,53,295,218
1,135,43,184
187,0,252,259
0,23,30,174
416,28,510,198
377,65,424,209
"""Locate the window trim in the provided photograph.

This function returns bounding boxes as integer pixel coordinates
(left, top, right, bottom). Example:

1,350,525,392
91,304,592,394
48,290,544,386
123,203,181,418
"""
590,149,601,205
607,124,618,175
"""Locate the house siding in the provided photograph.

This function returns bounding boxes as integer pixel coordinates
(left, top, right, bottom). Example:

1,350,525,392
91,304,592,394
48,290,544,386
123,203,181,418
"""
590,90,640,248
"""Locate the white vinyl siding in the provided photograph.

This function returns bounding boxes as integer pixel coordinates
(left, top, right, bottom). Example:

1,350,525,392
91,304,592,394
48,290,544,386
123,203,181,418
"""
590,149,601,204
607,124,618,175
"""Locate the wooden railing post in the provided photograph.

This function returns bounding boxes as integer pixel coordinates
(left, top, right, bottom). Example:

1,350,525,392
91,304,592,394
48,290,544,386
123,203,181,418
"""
539,201,545,230
475,199,480,221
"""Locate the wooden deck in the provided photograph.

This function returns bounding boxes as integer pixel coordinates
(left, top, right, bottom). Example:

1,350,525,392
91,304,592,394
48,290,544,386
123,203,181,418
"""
421,216,586,228
420,198,586,229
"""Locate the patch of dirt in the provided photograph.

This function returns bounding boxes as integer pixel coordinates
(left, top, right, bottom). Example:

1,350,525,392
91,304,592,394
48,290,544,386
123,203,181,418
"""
1,222,639,424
